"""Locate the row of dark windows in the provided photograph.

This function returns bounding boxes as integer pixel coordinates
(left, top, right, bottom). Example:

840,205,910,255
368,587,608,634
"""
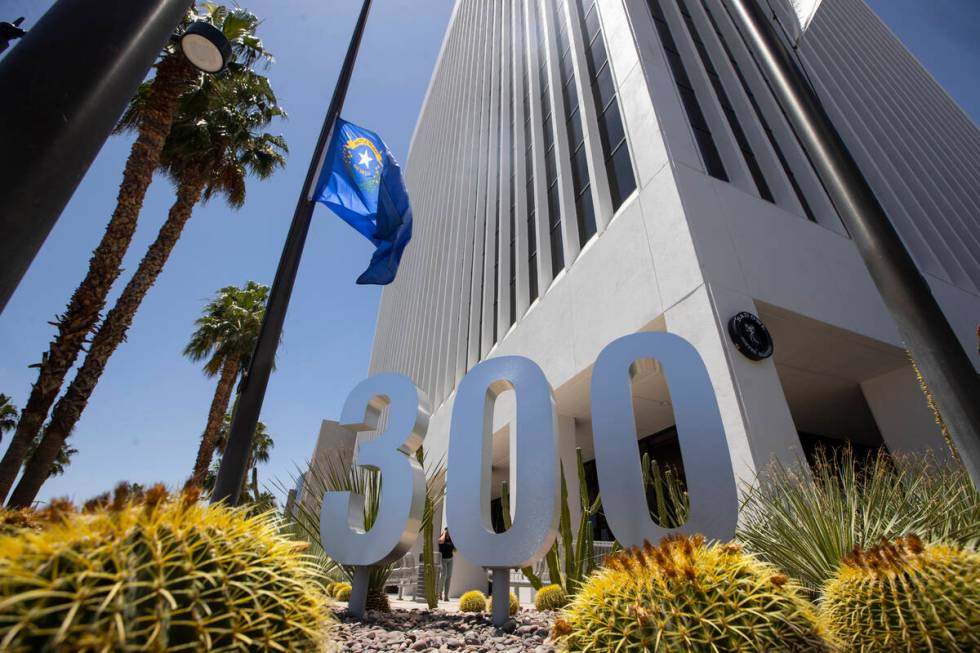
694,0,817,221
556,0,597,247
537,2,566,279
577,0,637,210
649,0,729,181
486,0,638,349
678,3,772,200
650,0,818,221
492,3,503,347
521,2,540,304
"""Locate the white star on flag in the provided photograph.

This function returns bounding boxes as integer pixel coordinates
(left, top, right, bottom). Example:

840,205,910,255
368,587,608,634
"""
357,150,373,167
774,0,823,42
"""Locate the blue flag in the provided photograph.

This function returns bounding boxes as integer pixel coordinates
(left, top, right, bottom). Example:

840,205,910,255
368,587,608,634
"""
314,118,413,285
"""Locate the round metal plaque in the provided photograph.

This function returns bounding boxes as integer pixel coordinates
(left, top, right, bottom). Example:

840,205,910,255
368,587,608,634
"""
728,312,773,361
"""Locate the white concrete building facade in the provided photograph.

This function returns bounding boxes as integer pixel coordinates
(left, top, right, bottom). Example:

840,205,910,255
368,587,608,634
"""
364,0,980,595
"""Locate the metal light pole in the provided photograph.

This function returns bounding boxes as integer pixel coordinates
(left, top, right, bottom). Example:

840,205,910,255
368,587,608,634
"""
211,0,374,505
0,0,194,314
722,0,980,486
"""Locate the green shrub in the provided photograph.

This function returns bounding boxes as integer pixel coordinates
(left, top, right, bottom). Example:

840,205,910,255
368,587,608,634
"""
0,485,331,652
487,591,519,616
738,448,979,595
821,535,980,651
459,590,486,613
552,536,827,652
534,584,567,611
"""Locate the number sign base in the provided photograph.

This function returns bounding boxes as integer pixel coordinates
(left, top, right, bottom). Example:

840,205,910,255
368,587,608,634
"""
490,568,511,627
348,566,371,618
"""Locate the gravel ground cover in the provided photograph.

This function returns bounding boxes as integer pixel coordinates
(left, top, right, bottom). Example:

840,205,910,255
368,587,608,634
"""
331,606,558,653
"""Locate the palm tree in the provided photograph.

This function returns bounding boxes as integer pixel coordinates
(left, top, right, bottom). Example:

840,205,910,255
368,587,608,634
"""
0,4,273,502
205,415,274,501
0,395,17,445
6,72,286,507
24,436,78,480
184,281,270,489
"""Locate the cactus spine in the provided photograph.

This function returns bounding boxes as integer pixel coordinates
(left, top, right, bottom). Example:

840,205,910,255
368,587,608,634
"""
0,486,331,652
821,535,979,651
552,536,827,652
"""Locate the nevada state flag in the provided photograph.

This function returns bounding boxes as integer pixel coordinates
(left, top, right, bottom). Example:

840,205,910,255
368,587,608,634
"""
314,118,413,285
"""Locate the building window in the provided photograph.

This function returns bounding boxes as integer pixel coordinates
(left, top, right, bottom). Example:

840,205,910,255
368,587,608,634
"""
493,210,500,344
576,0,638,210
521,3,539,301
556,0,596,246
537,2,565,277
647,0,728,181
696,0,817,221
679,3,773,201
509,172,517,326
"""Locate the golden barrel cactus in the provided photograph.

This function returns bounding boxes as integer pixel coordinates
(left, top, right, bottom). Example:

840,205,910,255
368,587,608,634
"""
534,584,567,611
821,535,980,651
458,590,487,613
552,536,827,652
0,486,332,652
335,584,352,602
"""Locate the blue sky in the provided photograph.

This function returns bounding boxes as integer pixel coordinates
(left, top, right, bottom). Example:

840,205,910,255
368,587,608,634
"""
1,0,977,506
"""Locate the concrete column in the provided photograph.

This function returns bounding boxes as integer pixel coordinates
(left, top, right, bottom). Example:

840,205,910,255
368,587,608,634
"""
860,364,953,462
663,283,805,488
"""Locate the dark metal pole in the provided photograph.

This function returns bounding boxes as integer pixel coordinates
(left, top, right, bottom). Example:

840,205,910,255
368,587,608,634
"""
0,0,193,314
211,0,374,505
723,0,980,486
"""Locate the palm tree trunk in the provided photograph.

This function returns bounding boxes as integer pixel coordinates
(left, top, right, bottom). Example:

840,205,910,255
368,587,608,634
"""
251,464,259,501
187,358,240,489
7,174,206,508
0,53,196,502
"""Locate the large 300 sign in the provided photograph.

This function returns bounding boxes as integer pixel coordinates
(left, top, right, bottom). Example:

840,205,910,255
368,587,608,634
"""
321,333,738,618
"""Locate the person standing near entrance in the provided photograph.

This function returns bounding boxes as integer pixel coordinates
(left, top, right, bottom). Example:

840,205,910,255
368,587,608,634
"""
437,527,454,601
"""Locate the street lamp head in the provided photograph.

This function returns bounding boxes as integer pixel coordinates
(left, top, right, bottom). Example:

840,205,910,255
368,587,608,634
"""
180,21,232,74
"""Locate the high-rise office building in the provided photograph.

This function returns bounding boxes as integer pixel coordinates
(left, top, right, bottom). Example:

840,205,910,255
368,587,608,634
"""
364,0,979,595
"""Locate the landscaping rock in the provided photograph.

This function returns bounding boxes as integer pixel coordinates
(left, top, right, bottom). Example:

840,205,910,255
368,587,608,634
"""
332,607,556,653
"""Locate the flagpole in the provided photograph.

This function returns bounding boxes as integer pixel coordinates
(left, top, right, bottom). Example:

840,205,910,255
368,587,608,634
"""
722,0,980,487
211,0,374,505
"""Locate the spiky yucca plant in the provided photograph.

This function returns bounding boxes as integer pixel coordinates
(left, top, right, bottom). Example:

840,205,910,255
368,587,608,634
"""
552,536,827,652
459,590,487,613
821,535,979,652
287,446,445,612
739,448,979,596
534,584,567,611
0,485,332,652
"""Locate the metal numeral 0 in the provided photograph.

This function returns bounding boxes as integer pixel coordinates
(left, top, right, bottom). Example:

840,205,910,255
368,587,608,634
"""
319,373,430,567
446,356,560,568
591,332,738,546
